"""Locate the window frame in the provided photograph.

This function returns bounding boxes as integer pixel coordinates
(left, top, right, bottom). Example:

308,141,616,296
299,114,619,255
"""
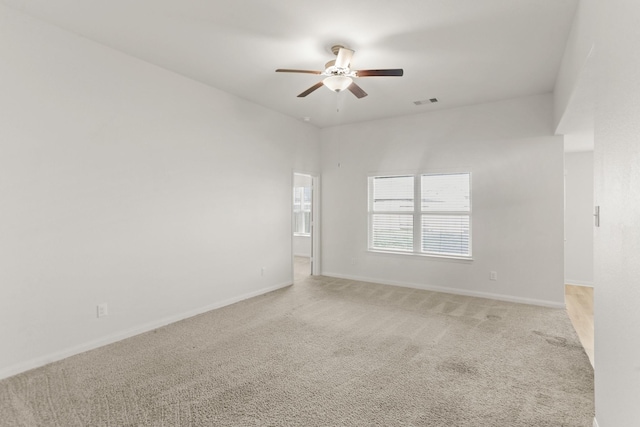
367,172,472,260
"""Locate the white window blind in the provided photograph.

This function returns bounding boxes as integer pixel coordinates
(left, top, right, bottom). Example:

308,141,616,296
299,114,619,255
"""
421,173,471,257
370,176,414,251
369,172,471,258
421,215,470,256
372,214,413,251
372,175,414,212
421,174,470,212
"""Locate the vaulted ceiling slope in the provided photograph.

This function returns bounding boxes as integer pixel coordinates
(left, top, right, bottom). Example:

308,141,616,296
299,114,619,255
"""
1,0,579,128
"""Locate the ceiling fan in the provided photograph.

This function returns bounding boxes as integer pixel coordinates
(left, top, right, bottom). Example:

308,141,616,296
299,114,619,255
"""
276,45,403,99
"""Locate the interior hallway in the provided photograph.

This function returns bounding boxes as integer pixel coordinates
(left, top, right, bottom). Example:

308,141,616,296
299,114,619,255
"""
294,256,311,283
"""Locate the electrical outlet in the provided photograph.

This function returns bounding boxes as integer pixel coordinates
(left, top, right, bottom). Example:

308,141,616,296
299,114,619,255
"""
261,267,265,277
97,303,108,318
351,258,357,265
490,271,498,281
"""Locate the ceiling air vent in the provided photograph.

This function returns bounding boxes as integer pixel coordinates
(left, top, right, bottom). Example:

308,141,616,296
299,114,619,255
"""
414,98,439,106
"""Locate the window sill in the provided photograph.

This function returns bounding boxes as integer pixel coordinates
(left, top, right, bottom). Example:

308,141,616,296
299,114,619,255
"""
294,233,311,237
367,249,473,262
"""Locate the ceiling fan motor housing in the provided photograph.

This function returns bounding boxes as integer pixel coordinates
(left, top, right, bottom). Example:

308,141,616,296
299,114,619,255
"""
330,44,345,55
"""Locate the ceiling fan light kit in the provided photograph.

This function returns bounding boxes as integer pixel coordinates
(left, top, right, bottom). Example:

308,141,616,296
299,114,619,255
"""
323,75,352,92
276,45,403,99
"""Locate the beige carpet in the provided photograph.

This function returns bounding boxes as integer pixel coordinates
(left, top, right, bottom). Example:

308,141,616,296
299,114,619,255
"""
0,273,593,426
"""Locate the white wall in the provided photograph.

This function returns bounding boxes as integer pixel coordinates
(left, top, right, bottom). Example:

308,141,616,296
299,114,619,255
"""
293,237,311,257
564,151,594,286
594,1,640,424
320,94,565,307
0,5,320,379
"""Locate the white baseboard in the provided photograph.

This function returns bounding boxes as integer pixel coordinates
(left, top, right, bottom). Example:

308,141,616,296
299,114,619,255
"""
593,417,599,427
565,279,594,287
321,272,565,308
0,281,292,381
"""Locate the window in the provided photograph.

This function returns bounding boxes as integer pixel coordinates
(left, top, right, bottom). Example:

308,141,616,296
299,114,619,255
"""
370,175,414,251
421,173,470,256
368,173,471,258
293,186,312,235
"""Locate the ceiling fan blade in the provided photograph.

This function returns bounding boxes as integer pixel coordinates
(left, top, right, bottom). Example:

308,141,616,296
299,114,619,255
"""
335,47,354,69
348,82,368,99
297,81,324,97
356,69,404,77
276,69,322,74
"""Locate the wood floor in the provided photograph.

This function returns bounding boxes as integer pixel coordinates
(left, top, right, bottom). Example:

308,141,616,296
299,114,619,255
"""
295,258,595,367
565,284,594,367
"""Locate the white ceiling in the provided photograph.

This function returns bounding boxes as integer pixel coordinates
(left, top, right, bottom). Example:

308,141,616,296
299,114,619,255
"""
2,0,579,128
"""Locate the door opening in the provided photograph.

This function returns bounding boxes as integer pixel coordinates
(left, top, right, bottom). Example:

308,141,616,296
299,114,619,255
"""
293,173,317,281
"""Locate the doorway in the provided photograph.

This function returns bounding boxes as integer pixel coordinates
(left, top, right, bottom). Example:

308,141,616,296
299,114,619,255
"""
292,173,318,281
